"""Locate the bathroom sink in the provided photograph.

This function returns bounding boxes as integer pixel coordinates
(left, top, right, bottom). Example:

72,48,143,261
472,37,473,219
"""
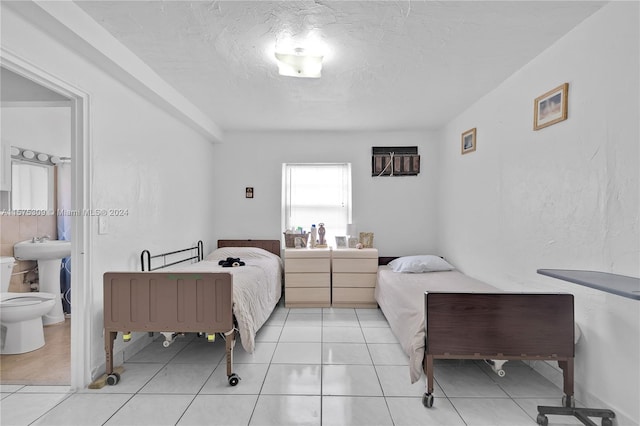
14,239,71,260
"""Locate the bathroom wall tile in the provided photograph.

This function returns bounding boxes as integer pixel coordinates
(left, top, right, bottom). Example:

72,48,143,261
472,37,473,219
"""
37,215,58,239
0,216,20,243
1,243,14,257
19,216,38,240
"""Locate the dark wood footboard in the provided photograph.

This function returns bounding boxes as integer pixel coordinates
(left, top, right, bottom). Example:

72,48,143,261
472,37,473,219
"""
422,292,574,407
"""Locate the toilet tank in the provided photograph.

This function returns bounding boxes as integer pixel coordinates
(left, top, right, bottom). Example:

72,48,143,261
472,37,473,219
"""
0,256,15,292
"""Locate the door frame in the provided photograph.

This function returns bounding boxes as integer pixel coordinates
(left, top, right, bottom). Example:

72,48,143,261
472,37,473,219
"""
2,47,92,390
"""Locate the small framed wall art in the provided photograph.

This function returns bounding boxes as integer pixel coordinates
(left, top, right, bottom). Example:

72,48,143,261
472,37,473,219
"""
534,83,568,130
461,128,477,155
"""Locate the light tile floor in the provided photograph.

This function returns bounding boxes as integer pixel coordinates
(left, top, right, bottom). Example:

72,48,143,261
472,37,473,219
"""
1,306,581,426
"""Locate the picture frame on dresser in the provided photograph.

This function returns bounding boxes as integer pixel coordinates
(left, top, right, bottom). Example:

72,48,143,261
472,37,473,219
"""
335,236,347,248
348,237,359,248
359,232,374,248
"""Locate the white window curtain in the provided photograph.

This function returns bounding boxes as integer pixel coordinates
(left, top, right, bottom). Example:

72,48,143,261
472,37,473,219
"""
282,163,352,247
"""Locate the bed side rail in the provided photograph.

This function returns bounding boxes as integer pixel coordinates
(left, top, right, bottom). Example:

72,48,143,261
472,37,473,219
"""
141,240,204,271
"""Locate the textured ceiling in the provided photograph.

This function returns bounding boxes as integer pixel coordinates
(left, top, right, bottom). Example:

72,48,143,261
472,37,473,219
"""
75,1,606,132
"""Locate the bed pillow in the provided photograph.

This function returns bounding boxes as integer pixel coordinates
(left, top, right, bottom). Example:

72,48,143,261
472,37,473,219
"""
387,255,454,273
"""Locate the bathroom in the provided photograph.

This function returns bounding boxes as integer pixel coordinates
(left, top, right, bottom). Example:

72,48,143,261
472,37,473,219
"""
0,67,72,384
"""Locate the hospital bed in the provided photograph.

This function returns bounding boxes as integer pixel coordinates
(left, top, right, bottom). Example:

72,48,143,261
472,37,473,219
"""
375,258,575,409
103,239,282,387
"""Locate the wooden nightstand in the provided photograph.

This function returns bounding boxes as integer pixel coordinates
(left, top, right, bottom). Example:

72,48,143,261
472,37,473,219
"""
284,248,331,308
332,248,378,308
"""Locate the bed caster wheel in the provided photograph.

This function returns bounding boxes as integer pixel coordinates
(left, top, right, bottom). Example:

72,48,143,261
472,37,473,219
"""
497,369,506,377
228,374,240,386
601,418,613,426
422,393,434,408
536,414,548,426
562,395,575,408
106,372,120,386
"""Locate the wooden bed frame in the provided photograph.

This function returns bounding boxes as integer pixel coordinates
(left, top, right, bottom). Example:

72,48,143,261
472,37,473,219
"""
422,292,575,409
103,239,281,386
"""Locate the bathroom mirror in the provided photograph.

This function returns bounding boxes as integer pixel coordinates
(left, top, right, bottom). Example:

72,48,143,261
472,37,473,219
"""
11,160,54,210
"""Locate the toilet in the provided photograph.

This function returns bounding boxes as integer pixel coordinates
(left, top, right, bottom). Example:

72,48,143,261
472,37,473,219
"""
0,256,57,354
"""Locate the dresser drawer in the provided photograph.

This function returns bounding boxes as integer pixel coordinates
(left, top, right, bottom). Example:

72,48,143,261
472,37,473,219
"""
332,288,376,307
332,258,377,273
286,287,330,307
285,273,330,288
332,273,376,288
285,258,330,273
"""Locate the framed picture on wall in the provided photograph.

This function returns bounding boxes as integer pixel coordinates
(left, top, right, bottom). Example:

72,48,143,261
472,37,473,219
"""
534,83,568,130
461,128,477,155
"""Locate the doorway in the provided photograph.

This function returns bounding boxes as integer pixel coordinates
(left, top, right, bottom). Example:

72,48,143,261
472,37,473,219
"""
1,50,91,390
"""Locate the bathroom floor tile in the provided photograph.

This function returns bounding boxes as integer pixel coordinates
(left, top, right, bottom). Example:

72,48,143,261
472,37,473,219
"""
249,395,321,426
322,396,393,426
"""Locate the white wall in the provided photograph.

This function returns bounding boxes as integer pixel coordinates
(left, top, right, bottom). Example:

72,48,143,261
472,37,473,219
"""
2,6,218,381
1,107,71,157
437,3,639,424
212,131,439,257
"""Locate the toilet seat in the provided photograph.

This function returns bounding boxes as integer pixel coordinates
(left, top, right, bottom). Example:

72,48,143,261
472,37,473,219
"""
1,292,57,307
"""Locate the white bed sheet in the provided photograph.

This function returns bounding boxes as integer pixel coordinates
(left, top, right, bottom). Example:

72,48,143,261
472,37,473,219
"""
375,265,499,383
169,247,283,354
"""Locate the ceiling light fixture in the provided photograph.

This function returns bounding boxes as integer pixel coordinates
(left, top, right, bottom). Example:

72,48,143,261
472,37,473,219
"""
275,47,323,78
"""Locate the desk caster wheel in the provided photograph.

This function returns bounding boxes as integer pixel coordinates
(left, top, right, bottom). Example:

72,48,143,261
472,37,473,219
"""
106,372,120,386
422,393,434,408
602,418,613,426
228,373,240,386
536,414,548,426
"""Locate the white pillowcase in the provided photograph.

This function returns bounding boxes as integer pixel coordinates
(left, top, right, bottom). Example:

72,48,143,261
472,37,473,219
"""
387,255,454,273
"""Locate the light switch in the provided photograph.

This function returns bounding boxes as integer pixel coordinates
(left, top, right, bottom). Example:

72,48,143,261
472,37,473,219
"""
98,216,108,234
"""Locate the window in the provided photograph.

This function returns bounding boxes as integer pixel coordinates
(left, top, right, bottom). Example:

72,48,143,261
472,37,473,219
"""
282,163,352,246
